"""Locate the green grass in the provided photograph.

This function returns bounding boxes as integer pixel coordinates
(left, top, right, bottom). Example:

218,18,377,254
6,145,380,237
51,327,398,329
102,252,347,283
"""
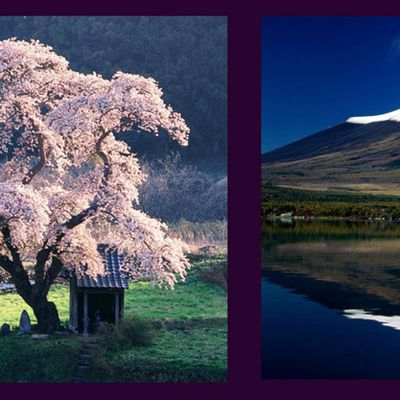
90,326,227,382
0,257,227,328
0,254,227,382
0,335,80,382
0,285,70,329
124,277,226,321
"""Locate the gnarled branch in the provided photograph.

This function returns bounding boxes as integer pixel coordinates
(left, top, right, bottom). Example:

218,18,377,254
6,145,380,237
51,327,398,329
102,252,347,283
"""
95,128,112,182
22,129,47,185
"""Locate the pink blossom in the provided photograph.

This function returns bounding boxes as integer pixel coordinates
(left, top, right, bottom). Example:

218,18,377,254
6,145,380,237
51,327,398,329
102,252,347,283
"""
0,39,190,288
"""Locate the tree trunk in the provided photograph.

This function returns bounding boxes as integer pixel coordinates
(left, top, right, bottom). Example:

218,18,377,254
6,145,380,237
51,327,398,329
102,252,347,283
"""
32,299,61,333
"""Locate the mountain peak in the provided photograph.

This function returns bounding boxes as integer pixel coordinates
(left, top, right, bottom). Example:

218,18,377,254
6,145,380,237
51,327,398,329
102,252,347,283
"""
347,108,400,124
263,113,400,193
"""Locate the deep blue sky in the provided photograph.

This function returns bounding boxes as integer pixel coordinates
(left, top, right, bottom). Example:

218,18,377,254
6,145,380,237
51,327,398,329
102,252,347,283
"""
262,17,400,153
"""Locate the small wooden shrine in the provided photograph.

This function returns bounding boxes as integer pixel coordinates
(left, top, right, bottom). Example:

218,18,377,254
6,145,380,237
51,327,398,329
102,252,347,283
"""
69,245,129,335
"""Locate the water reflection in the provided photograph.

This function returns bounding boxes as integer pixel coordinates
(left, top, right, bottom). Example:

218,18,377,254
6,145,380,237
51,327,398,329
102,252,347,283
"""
262,220,400,379
263,221,400,314
343,309,400,331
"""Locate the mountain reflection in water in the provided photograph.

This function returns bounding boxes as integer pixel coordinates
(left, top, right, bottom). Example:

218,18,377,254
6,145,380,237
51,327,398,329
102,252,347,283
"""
343,309,400,331
262,220,400,379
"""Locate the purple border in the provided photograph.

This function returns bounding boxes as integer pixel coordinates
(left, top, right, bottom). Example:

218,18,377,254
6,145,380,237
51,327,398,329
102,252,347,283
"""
1,1,400,398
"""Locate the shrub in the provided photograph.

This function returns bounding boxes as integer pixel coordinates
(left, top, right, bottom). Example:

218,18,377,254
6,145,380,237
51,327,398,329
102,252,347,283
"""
139,153,227,223
198,262,227,291
97,316,155,351
169,219,227,245
119,317,155,347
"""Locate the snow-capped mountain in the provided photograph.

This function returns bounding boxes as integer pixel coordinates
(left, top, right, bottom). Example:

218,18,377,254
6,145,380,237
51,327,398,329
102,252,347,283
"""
347,109,400,124
262,109,400,192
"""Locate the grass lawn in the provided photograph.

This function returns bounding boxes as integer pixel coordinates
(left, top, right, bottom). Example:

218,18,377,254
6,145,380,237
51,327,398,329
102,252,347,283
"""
0,285,70,328
0,254,227,382
90,326,227,382
0,335,81,382
125,255,227,321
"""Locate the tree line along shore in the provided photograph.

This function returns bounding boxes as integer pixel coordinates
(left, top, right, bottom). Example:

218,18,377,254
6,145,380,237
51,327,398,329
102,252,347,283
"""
262,185,400,220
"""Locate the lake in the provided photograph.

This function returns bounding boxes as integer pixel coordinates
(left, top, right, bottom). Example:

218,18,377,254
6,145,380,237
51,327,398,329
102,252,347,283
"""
262,219,400,379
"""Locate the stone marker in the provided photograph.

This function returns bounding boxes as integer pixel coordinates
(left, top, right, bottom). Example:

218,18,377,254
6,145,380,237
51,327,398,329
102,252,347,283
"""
54,330,68,336
0,323,11,336
31,334,49,340
19,310,31,333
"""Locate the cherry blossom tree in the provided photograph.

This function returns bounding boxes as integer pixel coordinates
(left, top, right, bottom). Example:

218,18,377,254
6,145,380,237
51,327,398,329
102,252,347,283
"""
0,39,191,333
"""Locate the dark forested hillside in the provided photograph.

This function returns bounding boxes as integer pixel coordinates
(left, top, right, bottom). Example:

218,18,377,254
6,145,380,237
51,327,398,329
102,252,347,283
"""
0,16,227,166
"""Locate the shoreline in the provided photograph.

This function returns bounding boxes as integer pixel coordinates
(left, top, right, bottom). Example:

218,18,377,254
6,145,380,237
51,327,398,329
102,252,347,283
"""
262,216,400,222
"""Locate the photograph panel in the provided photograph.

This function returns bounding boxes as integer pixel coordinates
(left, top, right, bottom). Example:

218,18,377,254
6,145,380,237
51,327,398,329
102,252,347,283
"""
0,16,227,383
262,16,400,379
